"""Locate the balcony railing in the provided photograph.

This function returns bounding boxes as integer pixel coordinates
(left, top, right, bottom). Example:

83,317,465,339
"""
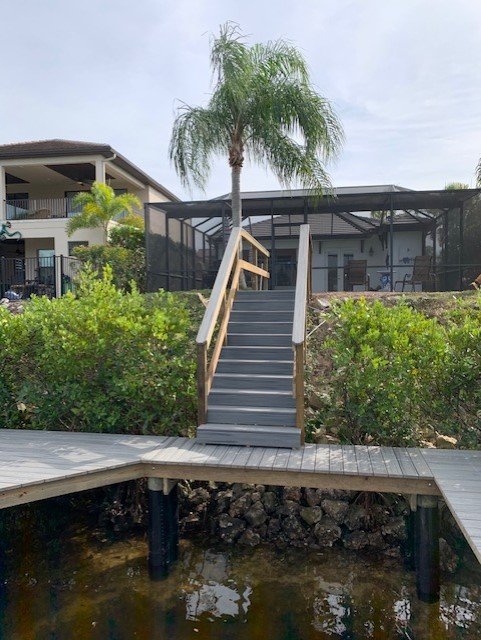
4,198,81,220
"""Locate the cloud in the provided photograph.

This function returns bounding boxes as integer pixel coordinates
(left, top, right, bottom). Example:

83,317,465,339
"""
1,0,481,197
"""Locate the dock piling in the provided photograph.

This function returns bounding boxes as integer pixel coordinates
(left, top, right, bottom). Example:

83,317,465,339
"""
415,494,440,602
147,478,179,579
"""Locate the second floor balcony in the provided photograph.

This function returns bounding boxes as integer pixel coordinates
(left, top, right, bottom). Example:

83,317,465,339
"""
4,197,80,221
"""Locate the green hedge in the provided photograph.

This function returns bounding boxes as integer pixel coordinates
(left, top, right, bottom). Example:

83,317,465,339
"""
307,296,481,447
0,266,197,435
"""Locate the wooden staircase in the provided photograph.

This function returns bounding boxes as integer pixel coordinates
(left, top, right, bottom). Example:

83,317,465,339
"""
196,225,311,448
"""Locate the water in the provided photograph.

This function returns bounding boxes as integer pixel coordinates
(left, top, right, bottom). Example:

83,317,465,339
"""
1,515,481,639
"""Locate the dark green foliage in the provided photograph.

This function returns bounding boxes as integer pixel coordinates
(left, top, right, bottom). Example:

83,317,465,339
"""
307,295,481,447
109,224,144,250
0,267,197,436
73,244,146,291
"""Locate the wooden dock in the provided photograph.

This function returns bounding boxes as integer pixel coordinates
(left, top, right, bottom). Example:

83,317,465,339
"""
0,429,480,566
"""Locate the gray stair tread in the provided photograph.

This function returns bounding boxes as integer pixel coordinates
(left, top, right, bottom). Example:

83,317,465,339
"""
209,405,296,414
197,424,301,448
210,388,292,395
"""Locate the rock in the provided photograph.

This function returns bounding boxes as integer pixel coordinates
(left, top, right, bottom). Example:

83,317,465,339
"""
261,491,278,514
250,491,263,504
311,427,327,443
283,487,302,502
304,488,322,507
367,530,387,549
308,388,332,410
314,517,342,547
316,434,341,445
369,504,391,528
321,499,349,524
215,489,233,514
238,529,261,547
218,514,246,543
278,500,300,517
188,487,210,506
420,440,436,449
244,502,267,528
381,516,407,543
344,530,369,550
229,494,252,518
319,489,354,501
440,538,458,573
300,506,323,526
435,434,457,449
313,297,330,310
282,515,306,540
344,504,367,531
266,518,281,538
383,546,402,559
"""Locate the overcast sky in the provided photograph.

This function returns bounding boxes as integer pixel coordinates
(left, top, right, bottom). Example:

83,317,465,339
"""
2,0,481,199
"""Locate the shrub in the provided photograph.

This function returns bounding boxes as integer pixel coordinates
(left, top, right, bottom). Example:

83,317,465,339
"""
309,299,448,446
109,223,144,250
73,244,146,291
0,266,196,435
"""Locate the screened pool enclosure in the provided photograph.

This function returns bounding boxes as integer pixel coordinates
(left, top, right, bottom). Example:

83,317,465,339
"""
145,186,481,294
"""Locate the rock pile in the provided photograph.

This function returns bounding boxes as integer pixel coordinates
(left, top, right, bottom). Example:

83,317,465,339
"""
179,482,410,556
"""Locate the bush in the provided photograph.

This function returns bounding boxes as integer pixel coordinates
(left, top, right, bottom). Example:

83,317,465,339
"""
0,266,196,435
109,223,144,250
315,299,447,445
73,244,146,291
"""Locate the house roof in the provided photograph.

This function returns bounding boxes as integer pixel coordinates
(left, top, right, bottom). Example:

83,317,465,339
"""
245,210,431,240
214,185,413,200
0,139,179,201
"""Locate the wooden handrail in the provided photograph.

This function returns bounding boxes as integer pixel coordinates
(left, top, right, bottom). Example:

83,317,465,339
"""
292,224,312,444
196,228,270,424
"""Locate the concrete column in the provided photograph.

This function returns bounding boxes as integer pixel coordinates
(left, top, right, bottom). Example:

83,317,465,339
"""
147,478,179,579
415,494,440,602
95,159,105,184
0,166,6,220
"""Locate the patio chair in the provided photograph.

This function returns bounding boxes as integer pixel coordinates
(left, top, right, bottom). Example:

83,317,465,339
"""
471,274,481,290
395,255,433,292
344,260,370,291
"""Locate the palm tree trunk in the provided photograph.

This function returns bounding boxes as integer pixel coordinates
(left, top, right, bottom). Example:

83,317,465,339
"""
231,164,242,228
231,164,247,288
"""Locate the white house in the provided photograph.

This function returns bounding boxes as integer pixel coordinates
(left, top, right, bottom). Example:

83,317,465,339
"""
0,139,177,295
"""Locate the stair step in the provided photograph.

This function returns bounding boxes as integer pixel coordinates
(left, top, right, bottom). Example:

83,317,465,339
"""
233,300,295,311
221,346,293,361
228,333,291,346
208,405,297,427
209,389,296,408
230,310,293,323
228,321,293,334
236,290,295,300
196,423,301,448
212,373,292,391
217,359,293,375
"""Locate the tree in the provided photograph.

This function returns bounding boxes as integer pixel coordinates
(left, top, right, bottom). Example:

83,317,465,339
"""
66,182,141,237
169,22,343,230
445,182,469,190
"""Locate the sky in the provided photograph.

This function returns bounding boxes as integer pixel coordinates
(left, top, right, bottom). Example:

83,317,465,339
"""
2,0,481,200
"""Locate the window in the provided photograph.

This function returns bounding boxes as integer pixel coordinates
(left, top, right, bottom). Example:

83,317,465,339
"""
68,241,88,256
327,254,338,291
6,192,28,201
37,249,55,285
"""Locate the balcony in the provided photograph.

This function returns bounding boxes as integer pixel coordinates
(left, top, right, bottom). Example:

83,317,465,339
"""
4,197,80,221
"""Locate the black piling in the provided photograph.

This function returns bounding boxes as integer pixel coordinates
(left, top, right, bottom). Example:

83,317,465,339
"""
415,494,440,603
147,478,179,580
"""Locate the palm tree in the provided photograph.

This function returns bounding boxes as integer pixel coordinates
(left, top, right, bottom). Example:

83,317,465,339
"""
169,22,343,230
66,182,141,237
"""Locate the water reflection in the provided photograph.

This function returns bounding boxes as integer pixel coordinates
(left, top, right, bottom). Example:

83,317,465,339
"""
1,522,481,639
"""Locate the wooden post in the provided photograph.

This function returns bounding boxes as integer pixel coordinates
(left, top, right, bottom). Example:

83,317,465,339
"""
197,344,207,425
252,247,258,290
415,495,440,602
295,344,305,444
147,478,179,580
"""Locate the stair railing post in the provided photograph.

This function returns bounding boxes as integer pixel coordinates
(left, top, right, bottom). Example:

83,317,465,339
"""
252,247,258,290
197,343,208,425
